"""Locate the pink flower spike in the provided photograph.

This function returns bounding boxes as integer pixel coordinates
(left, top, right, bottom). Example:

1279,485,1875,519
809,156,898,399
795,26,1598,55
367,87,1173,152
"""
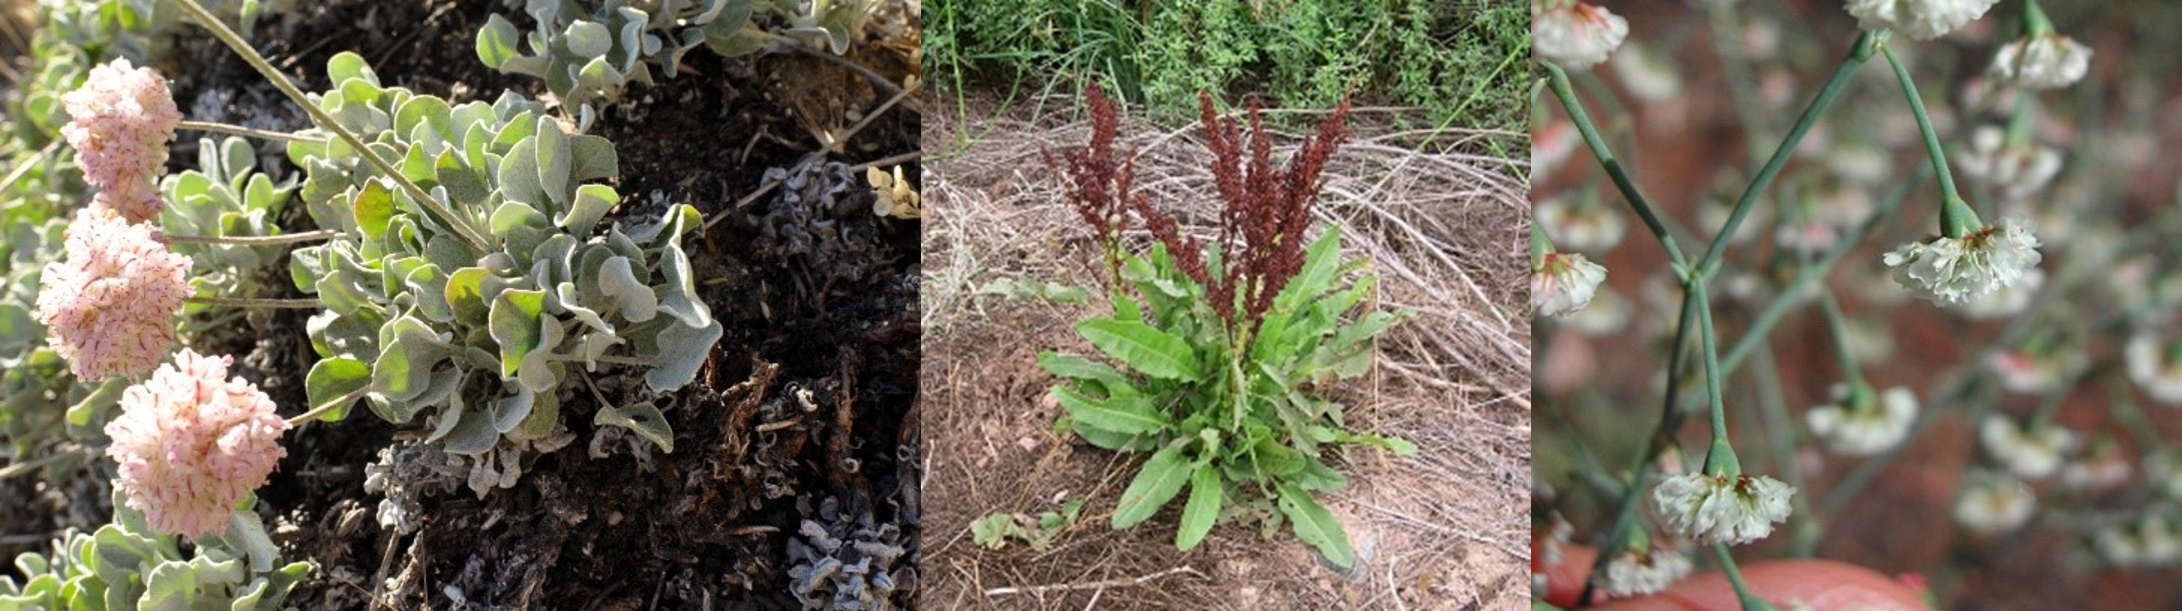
34,207,193,380
106,349,290,539
60,57,182,224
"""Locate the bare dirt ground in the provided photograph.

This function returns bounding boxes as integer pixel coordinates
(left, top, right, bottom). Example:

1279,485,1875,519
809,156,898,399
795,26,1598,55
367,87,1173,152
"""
919,91,1531,609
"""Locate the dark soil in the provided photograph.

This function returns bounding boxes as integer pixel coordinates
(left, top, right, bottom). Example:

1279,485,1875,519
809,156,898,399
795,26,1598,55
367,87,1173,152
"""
4,0,925,608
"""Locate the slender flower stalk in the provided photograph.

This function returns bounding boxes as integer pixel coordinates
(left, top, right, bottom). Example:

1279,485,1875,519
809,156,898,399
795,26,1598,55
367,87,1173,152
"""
1699,31,1878,278
174,119,327,144
163,0,492,252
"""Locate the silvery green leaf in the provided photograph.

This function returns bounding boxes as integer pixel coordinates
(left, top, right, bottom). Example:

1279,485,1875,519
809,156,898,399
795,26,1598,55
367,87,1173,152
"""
372,317,446,409
477,14,523,69
655,238,710,328
515,319,566,393
494,387,536,434
568,328,624,370
426,391,466,444
556,282,611,333
512,385,560,441
569,135,618,182
444,267,492,324
595,401,674,453
644,318,719,392
534,115,572,208
563,19,613,58
489,289,549,379
441,400,500,456
496,135,546,209
326,51,379,87
597,255,658,322
559,184,616,236
304,357,370,422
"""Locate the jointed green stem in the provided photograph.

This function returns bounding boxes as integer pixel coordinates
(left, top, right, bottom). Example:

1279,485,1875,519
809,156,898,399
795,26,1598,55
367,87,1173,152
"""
1698,31,1876,278
165,0,493,252
1544,64,1690,271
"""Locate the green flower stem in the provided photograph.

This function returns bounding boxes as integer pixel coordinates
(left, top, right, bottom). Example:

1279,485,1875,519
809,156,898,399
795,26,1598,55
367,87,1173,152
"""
187,296,324,309
174,120,324,144
1531,223,1551,268
162,229,340,246
165,0,494,253
2004,94,2036,148
0,141,58,199
1713,544,1776,611
1575,168,1924,599
1692,274,1731,445
286,385,367,426
1544,64,1690,270
1751,344,1821,557
2106,376,2169,452
1698,31,1876,278
1706,2,1774,159
1882,44,1972,237
2023,0,2054,37
1717,166,1927,378
1817,291,1864,385
2026,380,2071,429
1577,294,1697,606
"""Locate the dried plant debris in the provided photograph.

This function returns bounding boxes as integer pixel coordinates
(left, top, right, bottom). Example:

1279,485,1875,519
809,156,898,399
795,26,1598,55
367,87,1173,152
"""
786,489,917,611
753,155,902,298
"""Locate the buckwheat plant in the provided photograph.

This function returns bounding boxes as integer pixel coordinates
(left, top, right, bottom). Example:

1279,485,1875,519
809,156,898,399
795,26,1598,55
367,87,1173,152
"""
1527,0,2182,607
1036,84,1410,568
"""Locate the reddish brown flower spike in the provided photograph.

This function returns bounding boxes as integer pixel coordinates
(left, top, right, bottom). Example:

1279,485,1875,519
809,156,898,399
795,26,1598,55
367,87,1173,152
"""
1052,85,1352,337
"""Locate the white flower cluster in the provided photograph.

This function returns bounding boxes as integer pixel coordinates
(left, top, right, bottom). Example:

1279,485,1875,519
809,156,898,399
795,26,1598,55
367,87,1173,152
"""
1883,218,2042,307
2095,514,2181,568
2126,334,2182,405
1534,251,1608,317
1990,33,2092,89
1844,0,2000,40
1806,383,1918,456
1979,417,2076,480
1953,127,2062,204
1954,472,2036,533
1533,1,1629,69
1602,547,1693,597
1652,473,1796,545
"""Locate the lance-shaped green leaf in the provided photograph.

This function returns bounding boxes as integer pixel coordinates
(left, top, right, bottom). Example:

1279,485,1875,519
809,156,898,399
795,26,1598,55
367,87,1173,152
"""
1276,483,1354,569
1111,442,1196,529
1052,385,1166,435
1175,464,1223,551
596,401,674,453
1076,318,1199,380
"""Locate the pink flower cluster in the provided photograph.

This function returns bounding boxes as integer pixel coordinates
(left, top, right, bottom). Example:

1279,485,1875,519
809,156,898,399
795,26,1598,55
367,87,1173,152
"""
60,58,181,223
34,208,192,380
105,349,290,539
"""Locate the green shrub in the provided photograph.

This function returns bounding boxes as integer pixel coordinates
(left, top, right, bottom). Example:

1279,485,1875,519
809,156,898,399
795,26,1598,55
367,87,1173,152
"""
928,0,1527,131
